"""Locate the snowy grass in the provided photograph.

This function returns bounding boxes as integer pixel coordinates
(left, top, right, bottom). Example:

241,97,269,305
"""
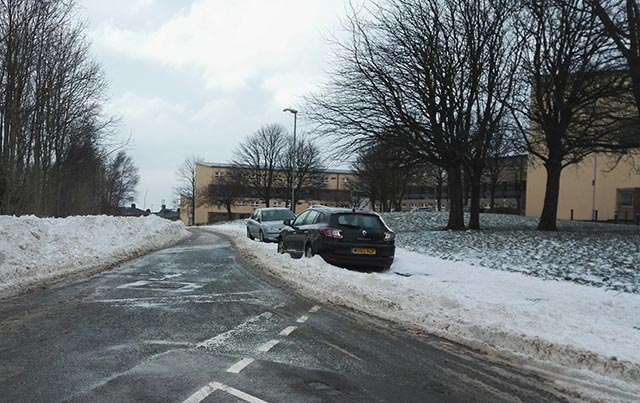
382,212,640,294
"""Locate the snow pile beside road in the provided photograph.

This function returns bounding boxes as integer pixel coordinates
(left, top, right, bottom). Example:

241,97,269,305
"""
0,215,190,297
210,222,640,400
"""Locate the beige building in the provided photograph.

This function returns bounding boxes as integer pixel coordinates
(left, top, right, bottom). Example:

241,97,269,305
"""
182,158,529,225
181,162,358,225
526,153,640,222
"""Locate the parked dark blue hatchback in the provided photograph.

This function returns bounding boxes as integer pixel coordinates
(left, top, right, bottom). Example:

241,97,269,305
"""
277,206,395,271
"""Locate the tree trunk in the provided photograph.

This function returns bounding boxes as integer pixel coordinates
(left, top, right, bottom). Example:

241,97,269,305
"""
468,173,482,230
538,160,562,231
446,166,466,230
225,201,233,221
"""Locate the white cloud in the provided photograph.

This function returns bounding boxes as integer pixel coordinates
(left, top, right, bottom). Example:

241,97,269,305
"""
94,0,345,96
78,0,355,207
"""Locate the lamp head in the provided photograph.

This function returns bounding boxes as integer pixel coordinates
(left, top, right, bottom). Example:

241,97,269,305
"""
283,108,298,114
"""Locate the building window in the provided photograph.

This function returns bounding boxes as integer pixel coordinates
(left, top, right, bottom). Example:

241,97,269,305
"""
274,201,282,207
250,201,259,208
620,192,633,207
323,177,329,184
215,171,225,178
341,177,349,184
238,200,245,207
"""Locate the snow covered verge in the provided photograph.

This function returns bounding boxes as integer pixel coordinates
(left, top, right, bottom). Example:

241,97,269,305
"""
209,221,640,402
0,215,190,298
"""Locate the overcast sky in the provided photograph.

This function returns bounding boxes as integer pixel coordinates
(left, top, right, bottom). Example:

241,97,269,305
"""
78,0,351,210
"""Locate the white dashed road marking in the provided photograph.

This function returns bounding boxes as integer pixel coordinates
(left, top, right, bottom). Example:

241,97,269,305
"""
279,326,297,336
226,358,255,374
257,339,280,352
198,312,273,349
182,381,268,403
187,305,323,402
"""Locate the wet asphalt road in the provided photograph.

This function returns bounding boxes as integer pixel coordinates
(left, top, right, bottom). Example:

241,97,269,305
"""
0,228,571,402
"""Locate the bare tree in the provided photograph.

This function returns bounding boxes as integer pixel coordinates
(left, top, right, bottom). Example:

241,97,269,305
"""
175,155,203,225
352,142,416,212
463,0,523,229
101,151,139,214
0,0,114,216
232,124,287,207
484,126,519,209
307,0,520,230
514,0,632,230
198,167,245,221
413,164,447,211
278,133,326,209
589,0,640,115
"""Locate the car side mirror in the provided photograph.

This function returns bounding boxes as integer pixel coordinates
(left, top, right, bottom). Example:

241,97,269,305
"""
256,217,261,223
283,219,291,226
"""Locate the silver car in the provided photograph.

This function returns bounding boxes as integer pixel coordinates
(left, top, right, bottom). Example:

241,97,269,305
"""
246,207,296,242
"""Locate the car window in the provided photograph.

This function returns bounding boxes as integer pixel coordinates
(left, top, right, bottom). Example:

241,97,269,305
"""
293,211,310,226
261,210,273,221
333,213,384,229
359,215,385,229
270,209,296,221
305,211,320,225
316,212,327,224
250,211,258,220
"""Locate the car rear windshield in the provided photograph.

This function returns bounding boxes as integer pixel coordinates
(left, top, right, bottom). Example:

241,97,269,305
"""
263,209,295,221
331,213,385,230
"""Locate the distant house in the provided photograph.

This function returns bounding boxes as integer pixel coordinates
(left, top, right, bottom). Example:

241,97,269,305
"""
122,203,150,217
154,204,180,221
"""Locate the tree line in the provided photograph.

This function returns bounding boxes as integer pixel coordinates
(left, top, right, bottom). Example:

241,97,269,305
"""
307,0,640,231
178,123,525,223
0,0,138,217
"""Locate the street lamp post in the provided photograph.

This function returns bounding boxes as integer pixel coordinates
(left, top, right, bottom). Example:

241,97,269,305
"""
283,108,297,213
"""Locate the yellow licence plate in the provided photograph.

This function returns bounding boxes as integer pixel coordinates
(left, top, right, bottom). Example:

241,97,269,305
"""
352,248,376,255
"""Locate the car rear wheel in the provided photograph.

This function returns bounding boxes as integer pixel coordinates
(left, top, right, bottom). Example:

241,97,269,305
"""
247,228,255,240
304,244,314,258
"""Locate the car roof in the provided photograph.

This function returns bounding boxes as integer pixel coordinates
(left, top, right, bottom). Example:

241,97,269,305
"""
257,207,291,211
307,206,378,215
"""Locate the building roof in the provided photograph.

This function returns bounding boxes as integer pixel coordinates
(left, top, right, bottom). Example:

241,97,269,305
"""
199,161,353,175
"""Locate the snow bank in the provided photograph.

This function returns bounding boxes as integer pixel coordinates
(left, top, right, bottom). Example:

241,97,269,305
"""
209,222,640,401
0,215,190,297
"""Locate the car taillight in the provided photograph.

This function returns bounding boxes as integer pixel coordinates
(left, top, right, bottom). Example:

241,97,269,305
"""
319,227,343,239
384,231,395,241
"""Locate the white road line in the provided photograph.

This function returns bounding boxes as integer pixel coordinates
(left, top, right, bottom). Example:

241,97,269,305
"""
143,340,193,347
197,312,272,348
182,381,269,403
226,358,255,374
279,326,297,336
308,305,321,313
296,315,309,323
257,339,280,352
